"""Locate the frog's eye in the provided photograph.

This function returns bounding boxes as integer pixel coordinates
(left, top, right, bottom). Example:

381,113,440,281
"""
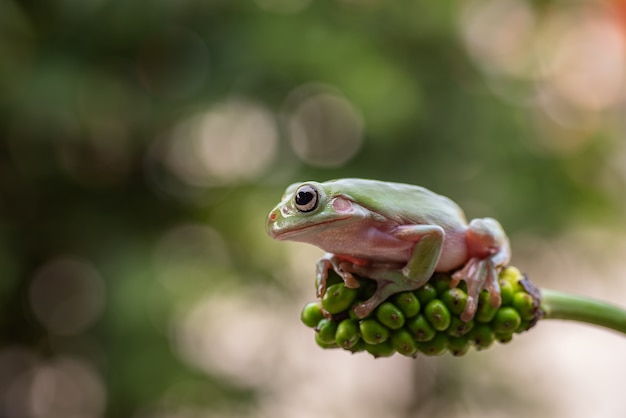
294,185,319,213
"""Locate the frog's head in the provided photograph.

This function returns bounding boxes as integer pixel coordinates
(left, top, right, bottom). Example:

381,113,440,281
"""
266,181,367,243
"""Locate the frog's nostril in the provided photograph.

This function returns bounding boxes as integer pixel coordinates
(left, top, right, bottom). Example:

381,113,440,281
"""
270,213,277,221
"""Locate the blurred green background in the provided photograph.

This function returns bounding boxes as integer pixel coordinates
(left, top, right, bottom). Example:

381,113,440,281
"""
1,0,626,417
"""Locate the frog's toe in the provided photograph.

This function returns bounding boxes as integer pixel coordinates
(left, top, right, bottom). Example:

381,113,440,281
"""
315,273,326,297
486,277,502,307
315,259,333,297
316,282,325,298
353,301,376,319
453,257,502,321
353,278,406,318
460,297,478,322
353,287,388,319
342,272,361,289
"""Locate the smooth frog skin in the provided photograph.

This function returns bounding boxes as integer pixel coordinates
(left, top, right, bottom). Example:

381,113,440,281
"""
266,178,511,321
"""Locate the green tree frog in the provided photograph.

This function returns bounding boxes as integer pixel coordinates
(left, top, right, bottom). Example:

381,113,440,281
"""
266,179,510,321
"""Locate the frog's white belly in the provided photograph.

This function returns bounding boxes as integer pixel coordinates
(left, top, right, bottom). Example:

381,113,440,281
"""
293,222,469,271
313,224,412,263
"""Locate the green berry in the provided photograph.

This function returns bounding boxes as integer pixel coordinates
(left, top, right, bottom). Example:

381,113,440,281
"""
492,307,522,334
315,331,339,349
424,299,451,331
432,274,452,295
376,302,406,330
347,339,367,353
495,332,514,344
516,320,533,334
365,340,395,358
447,336,470,356
415,284,437,305
359,318,390,345
498,280,515,306
322,283,358,314
417,332,448,356
469,323,494,349
475,290,498,323
316,318,338,344
392,291,420,318
512,292,537,321
406,314,436,342
305,264,542,357
301,302,324,328
447,317,474,337
391,328,418,357
500,268,524,295
441,288,468,316
335,319,361,349
500,266,523,285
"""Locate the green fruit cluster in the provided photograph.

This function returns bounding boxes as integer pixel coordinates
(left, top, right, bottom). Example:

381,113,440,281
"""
300,266,542,358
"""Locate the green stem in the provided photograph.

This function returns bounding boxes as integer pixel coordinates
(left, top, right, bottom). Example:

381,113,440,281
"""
540,289,626,335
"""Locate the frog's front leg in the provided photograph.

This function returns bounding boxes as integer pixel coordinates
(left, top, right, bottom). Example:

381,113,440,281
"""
451,218,511,322
345,225,445,318
315,253,363,297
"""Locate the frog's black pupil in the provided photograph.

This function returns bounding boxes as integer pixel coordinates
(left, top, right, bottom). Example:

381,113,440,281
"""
296,191,313,205
295,187,318,212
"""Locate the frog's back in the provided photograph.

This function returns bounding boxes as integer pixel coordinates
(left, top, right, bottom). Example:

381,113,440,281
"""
324,178,467,229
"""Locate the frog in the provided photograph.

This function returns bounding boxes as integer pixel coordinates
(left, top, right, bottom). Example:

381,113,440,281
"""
266,178,511,322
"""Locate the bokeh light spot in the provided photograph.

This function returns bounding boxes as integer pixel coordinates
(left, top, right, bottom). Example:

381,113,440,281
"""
29,258,105,336
164,99,278,187
171,288,286,387
0,351,105,418
541,13,626,112
460,0,536,78
29,357,106,418
460,0,626,151
0,347,37,418
285,84,364,167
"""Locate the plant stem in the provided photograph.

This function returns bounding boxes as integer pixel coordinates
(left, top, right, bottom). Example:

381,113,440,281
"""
540,289,626,335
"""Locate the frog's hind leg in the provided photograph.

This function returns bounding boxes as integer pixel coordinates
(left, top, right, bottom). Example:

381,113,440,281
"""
451,218,510,321
451,258,501,321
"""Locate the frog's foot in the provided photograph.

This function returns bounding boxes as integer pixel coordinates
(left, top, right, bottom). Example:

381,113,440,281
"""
353,280,397,318
451,258,501,322
341,263,429,319
315,254,361,298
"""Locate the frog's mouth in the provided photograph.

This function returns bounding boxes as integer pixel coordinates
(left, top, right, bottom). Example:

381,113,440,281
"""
270,216,353,241
268,196,366,241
